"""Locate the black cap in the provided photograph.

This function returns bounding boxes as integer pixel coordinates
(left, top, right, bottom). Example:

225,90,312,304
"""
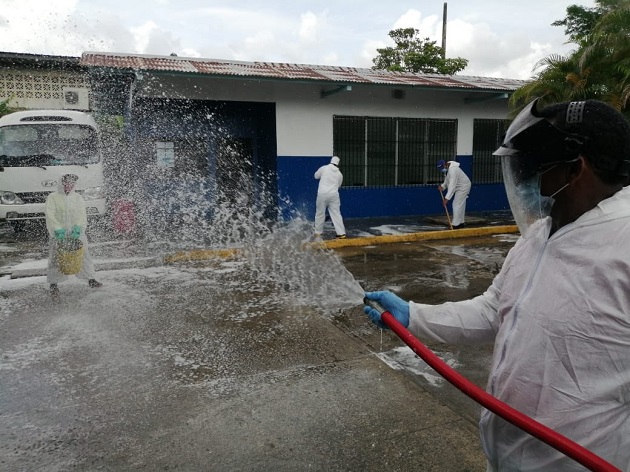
495,98,630,181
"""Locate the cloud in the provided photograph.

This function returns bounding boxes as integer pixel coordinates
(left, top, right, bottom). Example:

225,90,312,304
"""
358,39,386,68
130,20,182,56
393,9,441,38
298,11,321,44
364,9,563,79
0,0,78,54
446,18,556,79
0,0,590,79
189,7,336,65
0,0,140,55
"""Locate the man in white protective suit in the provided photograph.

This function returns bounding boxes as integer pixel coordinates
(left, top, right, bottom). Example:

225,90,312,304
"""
45,173,102,297
364,99,630,471
437,159,471,228
313,155,346,240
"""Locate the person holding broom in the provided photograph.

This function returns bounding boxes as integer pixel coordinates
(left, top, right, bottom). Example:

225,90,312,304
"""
437,159,471,228
45,173,102,297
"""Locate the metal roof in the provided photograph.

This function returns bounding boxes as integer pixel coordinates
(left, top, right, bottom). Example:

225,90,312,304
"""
0,51,83,70
81,52,527,92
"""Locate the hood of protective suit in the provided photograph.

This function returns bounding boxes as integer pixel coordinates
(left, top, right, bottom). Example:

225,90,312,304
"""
57,173,79,195
330,156,340,165
448,161,460,169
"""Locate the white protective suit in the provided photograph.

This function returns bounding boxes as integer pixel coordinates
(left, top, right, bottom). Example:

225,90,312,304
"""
441,161,471,226
408,185,630,471
45,183,97,284
314,158,346,236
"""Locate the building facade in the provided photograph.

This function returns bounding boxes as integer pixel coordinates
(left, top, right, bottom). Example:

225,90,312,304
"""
1,51,524,224
0,52,90,111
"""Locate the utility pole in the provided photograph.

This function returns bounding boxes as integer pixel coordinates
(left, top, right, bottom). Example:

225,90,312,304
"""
441,2,447,59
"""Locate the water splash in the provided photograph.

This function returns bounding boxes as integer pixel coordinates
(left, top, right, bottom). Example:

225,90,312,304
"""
242,218,365,312
96,108,365,314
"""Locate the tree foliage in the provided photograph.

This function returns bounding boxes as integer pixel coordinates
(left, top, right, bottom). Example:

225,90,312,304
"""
510,0,630,116
0,98,19,118
372,27,468,75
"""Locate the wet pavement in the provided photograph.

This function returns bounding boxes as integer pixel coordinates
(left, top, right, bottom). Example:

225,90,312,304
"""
0,216,518,471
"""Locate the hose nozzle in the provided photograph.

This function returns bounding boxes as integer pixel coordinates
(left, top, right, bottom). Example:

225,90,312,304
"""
363,297,386,314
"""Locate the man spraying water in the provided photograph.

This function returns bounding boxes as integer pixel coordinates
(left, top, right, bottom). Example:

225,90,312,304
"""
364,99,630,471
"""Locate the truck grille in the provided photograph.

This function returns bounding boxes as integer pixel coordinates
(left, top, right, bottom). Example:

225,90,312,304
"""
16,192,52,204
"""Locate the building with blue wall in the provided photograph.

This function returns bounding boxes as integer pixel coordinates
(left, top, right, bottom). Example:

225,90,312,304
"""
82,52,525,224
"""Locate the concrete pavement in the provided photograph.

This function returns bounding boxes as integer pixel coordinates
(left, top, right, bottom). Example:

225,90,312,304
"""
0,218,518,471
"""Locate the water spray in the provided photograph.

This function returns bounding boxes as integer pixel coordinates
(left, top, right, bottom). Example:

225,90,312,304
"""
363,297,620,472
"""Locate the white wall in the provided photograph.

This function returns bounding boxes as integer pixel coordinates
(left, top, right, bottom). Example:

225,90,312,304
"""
137,74,512,157
1,68,90,110
273,84,510,157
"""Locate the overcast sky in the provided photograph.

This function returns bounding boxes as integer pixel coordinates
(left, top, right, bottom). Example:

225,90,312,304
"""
0,0,596,80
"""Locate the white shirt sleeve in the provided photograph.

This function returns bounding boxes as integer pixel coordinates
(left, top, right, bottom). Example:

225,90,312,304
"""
408,269,503,345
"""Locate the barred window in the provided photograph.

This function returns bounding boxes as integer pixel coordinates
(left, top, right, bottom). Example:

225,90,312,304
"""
333,116,457,187
472,119,508,184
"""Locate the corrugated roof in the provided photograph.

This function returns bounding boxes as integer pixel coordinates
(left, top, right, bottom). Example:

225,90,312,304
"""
0,51,82,70
81,52,527,92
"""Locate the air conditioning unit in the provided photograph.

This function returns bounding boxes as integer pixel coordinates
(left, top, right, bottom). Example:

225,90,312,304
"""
62,87,90,110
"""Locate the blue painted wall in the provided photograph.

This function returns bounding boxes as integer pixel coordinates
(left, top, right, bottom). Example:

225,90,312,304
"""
121,98,278,225
277,155,509,220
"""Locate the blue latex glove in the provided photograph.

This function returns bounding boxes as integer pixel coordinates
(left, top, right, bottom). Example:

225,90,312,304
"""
54,228,66,240
363,291,410,329
70,225,81,239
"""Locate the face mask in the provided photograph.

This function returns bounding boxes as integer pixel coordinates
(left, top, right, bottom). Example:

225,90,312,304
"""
538,160,576,202
508,160,576,236
515,175,554,223
440,168,448,174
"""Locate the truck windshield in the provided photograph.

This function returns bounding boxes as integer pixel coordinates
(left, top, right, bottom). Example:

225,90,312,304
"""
0,124,100,167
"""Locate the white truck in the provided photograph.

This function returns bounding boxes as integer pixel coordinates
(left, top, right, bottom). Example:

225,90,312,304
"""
0,110,107,231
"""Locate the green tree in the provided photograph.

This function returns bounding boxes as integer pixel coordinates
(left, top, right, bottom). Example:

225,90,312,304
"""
0,98,19,118
372,27,468,75
551,4,605,45
510,0,630,116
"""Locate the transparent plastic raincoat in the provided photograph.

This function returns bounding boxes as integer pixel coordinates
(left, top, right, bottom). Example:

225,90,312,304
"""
45,181,97,283
408,185,630,471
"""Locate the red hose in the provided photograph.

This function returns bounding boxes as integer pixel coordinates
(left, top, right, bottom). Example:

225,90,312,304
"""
380,310,620,472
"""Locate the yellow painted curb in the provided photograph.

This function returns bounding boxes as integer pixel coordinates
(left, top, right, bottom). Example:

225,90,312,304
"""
163,225,520,263
321,225,519,249
163,247,241,264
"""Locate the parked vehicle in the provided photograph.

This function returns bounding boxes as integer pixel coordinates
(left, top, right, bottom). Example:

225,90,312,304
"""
0,110,106,231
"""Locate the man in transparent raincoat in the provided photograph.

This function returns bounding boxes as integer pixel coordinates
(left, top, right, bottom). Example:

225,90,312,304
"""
364,99,630,471
45,173,102,296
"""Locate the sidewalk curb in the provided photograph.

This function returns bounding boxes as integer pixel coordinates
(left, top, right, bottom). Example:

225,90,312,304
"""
163,248,241,264
163,225,520,263
321,224,519,249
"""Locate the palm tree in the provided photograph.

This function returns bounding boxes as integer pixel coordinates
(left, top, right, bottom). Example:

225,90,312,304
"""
509,54,589,115
580,3,630,111
509,0,630,117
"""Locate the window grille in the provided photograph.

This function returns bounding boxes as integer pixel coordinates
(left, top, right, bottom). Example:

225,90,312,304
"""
333,115,457,187
472,118,508,184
